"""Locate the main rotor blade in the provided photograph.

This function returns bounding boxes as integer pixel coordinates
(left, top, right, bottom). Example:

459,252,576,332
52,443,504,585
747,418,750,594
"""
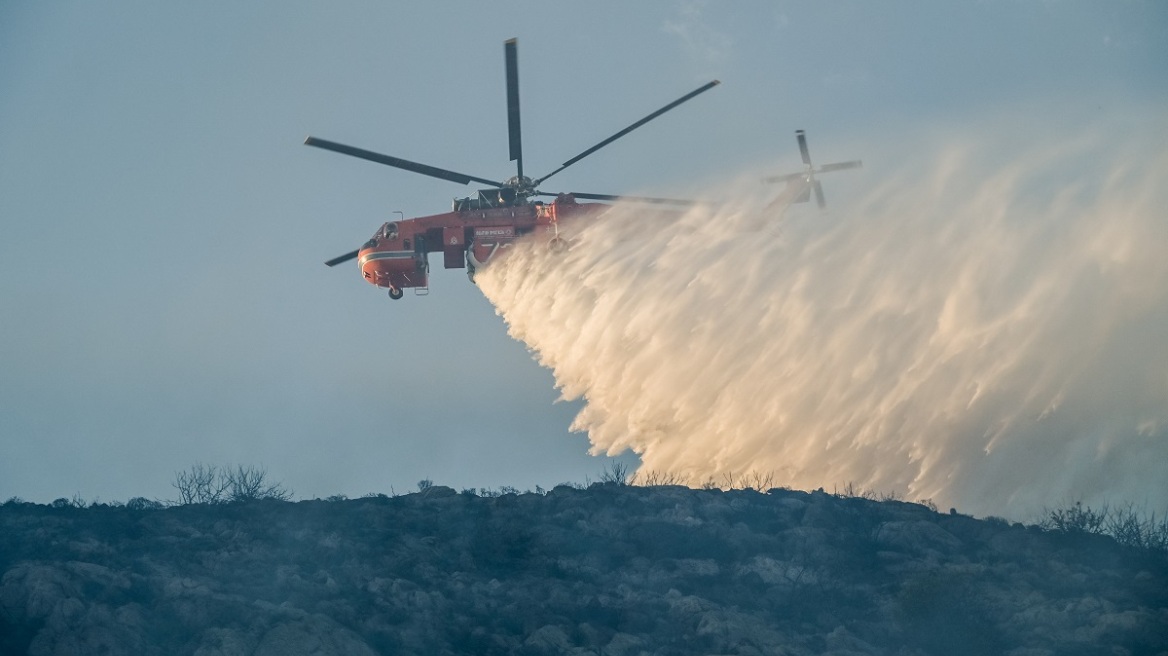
796,130,812,166
535,80,721,186
818,160,863,173
304,137,503,187
504,38,523,179
539,191,699,206
325,249,360,267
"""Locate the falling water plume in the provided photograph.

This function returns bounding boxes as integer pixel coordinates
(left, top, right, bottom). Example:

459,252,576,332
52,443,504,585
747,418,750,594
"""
476,122,1168,518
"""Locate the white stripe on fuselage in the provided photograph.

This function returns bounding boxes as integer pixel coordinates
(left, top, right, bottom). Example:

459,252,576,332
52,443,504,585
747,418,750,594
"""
359,251,415,267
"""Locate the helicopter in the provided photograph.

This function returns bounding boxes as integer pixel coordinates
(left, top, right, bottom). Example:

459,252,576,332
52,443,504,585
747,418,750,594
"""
764,129,862,214
307,38,719,299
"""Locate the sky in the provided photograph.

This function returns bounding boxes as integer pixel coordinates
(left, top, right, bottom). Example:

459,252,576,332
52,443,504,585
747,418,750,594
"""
1,2,1165,506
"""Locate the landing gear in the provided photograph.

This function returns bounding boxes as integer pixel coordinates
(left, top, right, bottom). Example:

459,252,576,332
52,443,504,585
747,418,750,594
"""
388,287,404,300
548,237,568,254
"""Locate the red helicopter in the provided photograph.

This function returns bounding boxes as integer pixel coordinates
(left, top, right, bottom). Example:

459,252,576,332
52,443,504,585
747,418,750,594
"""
308,38,719,299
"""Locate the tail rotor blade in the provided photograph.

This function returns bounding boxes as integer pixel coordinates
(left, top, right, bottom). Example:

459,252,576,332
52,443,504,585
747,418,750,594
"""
819,160,863,173
504,38,523,179
813,180,826,208
763,171,808,184
796,129,812,166
325,249,361,267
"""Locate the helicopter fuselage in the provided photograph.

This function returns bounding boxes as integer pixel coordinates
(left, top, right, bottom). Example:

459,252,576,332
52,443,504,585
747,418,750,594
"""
356,193,608,297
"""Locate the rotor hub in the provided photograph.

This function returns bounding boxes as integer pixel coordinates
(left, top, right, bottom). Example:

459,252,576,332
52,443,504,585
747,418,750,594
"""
504,175,536,196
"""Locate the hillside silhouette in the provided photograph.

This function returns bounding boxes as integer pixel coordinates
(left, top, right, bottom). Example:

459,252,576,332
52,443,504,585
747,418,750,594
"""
2,483,1166,655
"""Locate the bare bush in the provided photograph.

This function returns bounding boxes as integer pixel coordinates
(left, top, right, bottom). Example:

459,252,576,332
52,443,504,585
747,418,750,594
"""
599,461,631,485
1038,501,1107,535
225,465,292,502
173,463,230,504
630,470,688,487
1103,503,1168,551
1037,501,1168,552
51,496,87,509
172,464,291,505
833,482,873,500
741,471,775,491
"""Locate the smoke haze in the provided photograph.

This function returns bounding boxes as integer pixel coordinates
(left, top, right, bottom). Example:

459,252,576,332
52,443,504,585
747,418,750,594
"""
477,121,1168,518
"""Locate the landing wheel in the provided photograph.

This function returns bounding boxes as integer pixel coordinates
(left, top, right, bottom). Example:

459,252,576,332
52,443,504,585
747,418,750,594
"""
548,237,567,254
388,287,404,300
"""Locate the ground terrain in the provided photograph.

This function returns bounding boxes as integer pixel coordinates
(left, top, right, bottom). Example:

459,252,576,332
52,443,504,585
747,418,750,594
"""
1,484,1166,655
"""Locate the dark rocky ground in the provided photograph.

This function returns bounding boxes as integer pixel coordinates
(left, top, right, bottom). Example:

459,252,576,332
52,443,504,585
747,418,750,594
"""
2,483,1166,655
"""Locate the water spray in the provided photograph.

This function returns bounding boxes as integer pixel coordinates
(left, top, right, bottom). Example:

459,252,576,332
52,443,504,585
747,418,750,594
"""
477,124,1168,518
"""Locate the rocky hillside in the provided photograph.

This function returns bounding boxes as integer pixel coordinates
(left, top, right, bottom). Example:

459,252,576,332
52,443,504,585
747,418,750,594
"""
2,484,1166,655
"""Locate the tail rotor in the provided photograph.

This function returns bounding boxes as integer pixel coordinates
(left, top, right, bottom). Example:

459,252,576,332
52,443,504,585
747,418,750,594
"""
764,130,861,211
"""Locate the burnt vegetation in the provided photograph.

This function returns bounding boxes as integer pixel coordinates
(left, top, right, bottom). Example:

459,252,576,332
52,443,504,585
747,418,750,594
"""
1,467,1166,655
172,464,293,505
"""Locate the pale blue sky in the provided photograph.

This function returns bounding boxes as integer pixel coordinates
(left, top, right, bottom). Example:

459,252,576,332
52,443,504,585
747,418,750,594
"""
1,2,1164,503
